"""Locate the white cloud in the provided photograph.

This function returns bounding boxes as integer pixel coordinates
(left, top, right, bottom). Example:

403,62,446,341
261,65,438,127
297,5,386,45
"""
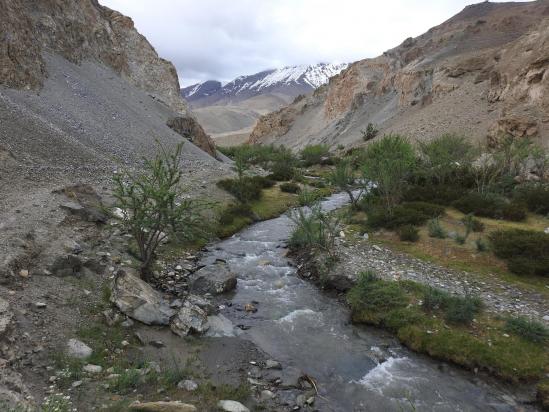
99,0,524,86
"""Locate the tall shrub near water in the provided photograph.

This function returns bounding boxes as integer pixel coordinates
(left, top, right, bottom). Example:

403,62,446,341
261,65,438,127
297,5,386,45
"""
361,134,416,211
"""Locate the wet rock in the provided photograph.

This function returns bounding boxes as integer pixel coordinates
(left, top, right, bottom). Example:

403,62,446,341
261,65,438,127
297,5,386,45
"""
66,339,92,359
129,401,197,412
205,314,237,337
189,263,237,295
177,379,198,391
186,294,216,315
149,340,165,348
296,394,306,407
170,302,208,337
325,271,355,292
264,359,282,370
111,269,175,325
217,400,250,412
260,390,275,401
244,303,257,313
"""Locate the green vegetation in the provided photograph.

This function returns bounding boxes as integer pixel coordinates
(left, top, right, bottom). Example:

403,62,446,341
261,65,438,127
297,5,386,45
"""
489,229,549,276
427,218,446,239
514,184,549,215
328,159,362,208
361,134,416,210
366,201,444,229
111,142,208,279
505,317,549,343
300,144,330,166
398,225,419,242
280,182,301,193
347,273,549,382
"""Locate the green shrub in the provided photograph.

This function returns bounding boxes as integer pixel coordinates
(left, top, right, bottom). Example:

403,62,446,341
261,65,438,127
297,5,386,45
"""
403,184,467,205
454,234,467,245
347,272,409,314
505,317,549,343
489,229,549,276
112,141,208,278
399,225,419,242
328,159,362,207
461,215,484,232
513,184,549,215
501,201,528,222
300,144,330,166
218,203,253,225
475,238,489,252
361,134,417,210
452,192,506,218
288,203,339,257
216,177,263,203
422,287,452,311
427,218,447,238
367,202,442,229
249,175,276,188
444,295,483,325
280,182,301,193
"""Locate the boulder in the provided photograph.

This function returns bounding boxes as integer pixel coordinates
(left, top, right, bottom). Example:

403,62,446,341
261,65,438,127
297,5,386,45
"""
167,116,217,158
111,269,175,325
325,271,356,292
66,339,92,359
170,302,209,337
186,294,216,315
58,184,107,223
217,400,250,412
49,254,82,276
189,263,237,295
205,314,237,337
177,379,198,391
129,401,197,412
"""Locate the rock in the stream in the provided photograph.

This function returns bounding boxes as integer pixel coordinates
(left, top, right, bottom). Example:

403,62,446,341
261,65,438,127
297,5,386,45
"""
111,269,175,325
264,359,282,370
189,263,237,295
324,271,356,292
205,314,237,337
66,338,92,359
129,401,197,412
170,302,209,337
217,400,250,412
186,294,216,315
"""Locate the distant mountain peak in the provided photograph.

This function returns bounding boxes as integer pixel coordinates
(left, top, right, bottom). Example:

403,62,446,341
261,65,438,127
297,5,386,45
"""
181,62,348,107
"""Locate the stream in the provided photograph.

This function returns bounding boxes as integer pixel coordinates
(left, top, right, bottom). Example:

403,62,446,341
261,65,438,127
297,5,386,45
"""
198,192,535,411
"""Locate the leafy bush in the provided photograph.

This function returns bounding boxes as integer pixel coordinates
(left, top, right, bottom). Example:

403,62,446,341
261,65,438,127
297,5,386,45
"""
489,229,549,276
461,215,484,232
403,184,467,205
347,272,408,314
399,225,419,242
361,123,379,141
418,134,476,185
475,238,489,252
452,192,526,221
513,184,549,215
288,203,340,257
218,203,254,225
280,182,301,193
112,142,208,278
216,176,263,203
361,134,416,210
300,144,330,166
505,317,549,343
268,148,299,181
444,295,483,325
427,218,447,238
328,159,362,207
422,287,451,311
367,202,443,229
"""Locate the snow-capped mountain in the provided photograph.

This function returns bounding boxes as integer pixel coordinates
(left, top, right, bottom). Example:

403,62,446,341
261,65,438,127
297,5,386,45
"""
182,63,348,107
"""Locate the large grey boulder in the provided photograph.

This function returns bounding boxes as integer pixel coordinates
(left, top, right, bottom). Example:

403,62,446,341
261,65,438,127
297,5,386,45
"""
189,263,237,295
111,269,175,325
170,301,209,337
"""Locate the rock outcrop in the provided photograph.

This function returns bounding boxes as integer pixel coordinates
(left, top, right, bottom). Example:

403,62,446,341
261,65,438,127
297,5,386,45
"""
1,0,186,114
249,1,549,149
167,116,217,158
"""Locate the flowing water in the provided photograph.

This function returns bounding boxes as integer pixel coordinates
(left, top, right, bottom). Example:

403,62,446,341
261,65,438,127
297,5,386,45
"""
199,193,535,411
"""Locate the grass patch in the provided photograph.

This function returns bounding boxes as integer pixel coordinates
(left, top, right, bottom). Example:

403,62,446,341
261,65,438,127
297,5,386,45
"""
505,317,549,343
347,273,549,382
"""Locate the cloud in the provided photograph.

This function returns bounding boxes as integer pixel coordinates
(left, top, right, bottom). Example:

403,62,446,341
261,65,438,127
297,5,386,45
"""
99,0,505,86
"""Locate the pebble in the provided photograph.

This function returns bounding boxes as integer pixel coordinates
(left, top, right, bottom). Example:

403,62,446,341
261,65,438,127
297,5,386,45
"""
264,359,282,370
19,269,29,278
177,379,198,391
83,364,102,374
34,302,47,309
260,390,275,401
71,381,83,388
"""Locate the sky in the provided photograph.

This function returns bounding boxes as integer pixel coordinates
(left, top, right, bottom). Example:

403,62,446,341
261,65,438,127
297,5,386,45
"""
100,0,499,87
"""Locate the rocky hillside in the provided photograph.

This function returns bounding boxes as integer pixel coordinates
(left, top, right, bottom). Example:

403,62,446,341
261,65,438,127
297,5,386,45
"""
249,1,549,150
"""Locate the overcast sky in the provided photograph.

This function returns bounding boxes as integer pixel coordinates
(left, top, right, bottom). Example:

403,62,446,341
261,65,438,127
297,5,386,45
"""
100,0,502,87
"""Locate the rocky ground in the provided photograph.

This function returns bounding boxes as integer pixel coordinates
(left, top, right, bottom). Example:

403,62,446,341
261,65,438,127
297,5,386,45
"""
295,230,549,326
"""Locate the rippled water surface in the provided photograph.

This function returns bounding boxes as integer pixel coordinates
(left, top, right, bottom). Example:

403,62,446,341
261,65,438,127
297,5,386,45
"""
199,193,534,411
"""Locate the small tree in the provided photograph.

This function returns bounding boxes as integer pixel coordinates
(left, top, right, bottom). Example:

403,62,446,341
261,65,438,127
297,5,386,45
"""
328,159,363,208
300,144,330,167
361,134,416,211
112,142,206,280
